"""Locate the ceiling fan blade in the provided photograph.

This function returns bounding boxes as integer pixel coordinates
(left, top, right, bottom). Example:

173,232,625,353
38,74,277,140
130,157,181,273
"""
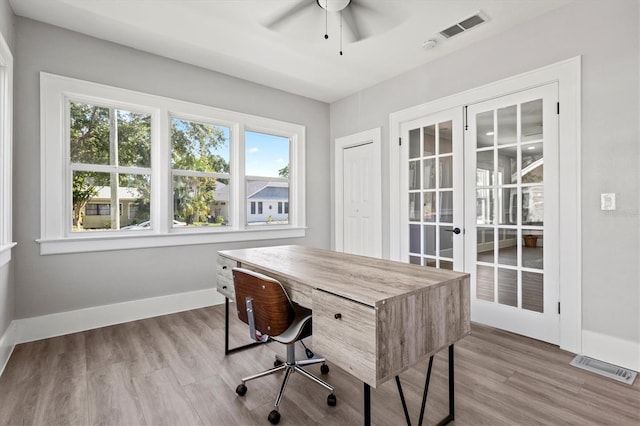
264,0,316,30
341,6,364,42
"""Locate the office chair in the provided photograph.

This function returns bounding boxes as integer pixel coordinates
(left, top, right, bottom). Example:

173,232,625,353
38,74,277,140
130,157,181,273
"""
232,267,336,425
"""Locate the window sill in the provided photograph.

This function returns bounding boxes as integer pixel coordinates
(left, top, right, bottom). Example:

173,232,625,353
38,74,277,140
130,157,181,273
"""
0,242,17,268
37,227,306,255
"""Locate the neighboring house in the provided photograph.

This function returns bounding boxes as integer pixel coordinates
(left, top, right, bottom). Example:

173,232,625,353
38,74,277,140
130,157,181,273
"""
213,181,289,224
247,181,289,224
81,186,142,229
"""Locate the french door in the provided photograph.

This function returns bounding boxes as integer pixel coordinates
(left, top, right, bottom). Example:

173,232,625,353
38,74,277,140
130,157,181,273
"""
400,108,464,269
465,84,559,344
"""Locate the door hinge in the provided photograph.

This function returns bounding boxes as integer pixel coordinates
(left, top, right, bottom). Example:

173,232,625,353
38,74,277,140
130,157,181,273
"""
558,302,561,314
557,102,560,115
399,137,402,146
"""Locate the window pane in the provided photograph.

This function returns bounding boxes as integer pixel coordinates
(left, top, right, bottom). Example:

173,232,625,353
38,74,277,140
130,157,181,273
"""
70,102,110,165
171,119,230,173
476,265,494,302
73,171,150,232
476,150,494,185
523,229,543,269
173,175,222,227
423,225,435,255
439,191,453,223
117,110,151,167
246,131,289,178
409,193,420,221
409,224,420,253
497,146,517,185
476,188,494,225
439,156,453,188
522,272,544,312
439,226,453,258
498,187,517,225
247,181,289,225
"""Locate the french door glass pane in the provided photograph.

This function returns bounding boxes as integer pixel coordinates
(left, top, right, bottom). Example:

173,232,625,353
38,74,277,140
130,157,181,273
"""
409,160,420,190
521,142,543,183
439,191,453,223
522,186,544,225
423,158,435,189
476,151,494,184
476,188,494,225
523,229,543,269
409,128,420,159
522,271,544,312
476,111,494,148
439,121,452,154
424,225,436,255
409,224,420,253
497,268,517,307
498,187,517,225
423,125,436,156
477,227,494,263
440,260,453,270
497,146,517,185
424,191,436,222
477,265,494,302
521,99,543,142
439,226,453,257
497,228,518,266
497,105,517,145
439,156,453,188
409,193,420,221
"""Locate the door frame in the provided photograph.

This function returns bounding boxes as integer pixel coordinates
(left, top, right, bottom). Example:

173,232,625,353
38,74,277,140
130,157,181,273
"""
389,57,581,354
334,127,382,257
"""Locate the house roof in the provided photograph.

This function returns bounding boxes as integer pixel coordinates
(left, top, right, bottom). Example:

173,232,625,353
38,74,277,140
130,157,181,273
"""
214,181,288,201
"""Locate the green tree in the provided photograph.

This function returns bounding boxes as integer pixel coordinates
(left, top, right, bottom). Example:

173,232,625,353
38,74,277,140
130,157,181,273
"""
278,164,289,178
171,119,229,224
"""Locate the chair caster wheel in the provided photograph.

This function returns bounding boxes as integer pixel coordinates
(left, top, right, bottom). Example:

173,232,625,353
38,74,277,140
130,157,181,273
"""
235,384,247,396
268,410,281,424
327,393,337,406
274,359,283,367
321,363,329,374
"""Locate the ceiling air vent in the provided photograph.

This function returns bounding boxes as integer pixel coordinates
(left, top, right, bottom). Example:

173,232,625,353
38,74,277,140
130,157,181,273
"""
440,12,488,39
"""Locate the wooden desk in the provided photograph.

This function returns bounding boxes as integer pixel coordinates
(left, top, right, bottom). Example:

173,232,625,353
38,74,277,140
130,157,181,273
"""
217,245,470,423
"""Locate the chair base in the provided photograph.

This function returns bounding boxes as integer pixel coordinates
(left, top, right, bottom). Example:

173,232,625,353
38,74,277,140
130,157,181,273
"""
236,342,335,424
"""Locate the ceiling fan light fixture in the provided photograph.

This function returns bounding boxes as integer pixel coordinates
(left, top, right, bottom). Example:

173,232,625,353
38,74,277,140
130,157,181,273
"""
317,0,351,13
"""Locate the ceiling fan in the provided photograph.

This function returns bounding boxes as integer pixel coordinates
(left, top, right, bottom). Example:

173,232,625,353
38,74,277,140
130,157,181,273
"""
264,0,389,47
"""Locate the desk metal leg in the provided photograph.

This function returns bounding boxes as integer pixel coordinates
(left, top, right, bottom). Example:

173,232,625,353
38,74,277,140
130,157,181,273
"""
224,297,266,355
363,383,371,426
394,344,455,426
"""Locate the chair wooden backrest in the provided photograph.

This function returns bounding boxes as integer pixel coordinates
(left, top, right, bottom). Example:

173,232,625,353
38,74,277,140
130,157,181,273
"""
232,268,295,337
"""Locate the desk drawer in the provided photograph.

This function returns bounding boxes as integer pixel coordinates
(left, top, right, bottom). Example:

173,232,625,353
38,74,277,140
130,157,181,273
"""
216,255,236,300
312,290,377,386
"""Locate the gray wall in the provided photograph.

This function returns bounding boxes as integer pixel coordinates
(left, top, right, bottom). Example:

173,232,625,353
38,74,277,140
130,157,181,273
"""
13,17,330,318
0,0,15,341
330,0,639,344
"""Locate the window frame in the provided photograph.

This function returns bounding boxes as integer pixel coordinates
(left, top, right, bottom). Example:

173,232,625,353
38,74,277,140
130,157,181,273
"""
39,73,306,255
0,33,15,267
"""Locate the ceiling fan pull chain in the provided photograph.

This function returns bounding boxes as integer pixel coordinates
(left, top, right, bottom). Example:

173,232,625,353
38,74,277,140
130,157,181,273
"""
324,0,329,39
339,10,343,55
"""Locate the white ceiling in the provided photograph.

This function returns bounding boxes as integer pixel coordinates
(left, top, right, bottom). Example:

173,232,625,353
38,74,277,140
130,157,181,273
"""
10,0,572,103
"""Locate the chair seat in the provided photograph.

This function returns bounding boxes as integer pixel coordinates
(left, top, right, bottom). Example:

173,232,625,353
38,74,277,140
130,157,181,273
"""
271,304,312,344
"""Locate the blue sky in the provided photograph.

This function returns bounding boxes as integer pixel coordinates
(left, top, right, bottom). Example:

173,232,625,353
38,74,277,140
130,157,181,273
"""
245,131,289,177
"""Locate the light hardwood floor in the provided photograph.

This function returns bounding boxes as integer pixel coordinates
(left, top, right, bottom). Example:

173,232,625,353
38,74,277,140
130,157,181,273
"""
0,304,638,425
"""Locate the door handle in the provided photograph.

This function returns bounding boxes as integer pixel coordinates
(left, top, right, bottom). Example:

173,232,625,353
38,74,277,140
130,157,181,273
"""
445,227,462,235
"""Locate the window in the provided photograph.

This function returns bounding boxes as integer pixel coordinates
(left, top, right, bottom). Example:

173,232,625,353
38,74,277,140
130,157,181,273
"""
0,33,14,267
40,73,306,254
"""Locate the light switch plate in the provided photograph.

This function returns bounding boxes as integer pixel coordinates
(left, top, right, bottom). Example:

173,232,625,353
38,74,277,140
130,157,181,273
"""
601,193,616,210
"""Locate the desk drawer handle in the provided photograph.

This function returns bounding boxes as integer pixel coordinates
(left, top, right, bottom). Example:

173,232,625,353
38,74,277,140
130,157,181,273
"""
222,285,227,290
334,313,342,320
222,266,228,270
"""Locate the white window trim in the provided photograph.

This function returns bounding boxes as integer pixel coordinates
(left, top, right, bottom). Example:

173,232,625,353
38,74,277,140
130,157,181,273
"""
39,73,306,255
0,32,15,268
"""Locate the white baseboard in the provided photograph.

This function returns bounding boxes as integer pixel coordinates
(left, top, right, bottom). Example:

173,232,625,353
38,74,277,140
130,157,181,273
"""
13,288,225,344
0,321,16,376
582,329,640,372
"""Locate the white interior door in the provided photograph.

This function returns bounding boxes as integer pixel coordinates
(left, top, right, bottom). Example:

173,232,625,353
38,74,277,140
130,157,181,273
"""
465,83,560,344
400,108,464,269
335,128,382,258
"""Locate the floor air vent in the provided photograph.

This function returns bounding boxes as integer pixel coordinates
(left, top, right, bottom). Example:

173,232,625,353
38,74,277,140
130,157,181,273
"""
570,355,637,385
440,12,487,39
